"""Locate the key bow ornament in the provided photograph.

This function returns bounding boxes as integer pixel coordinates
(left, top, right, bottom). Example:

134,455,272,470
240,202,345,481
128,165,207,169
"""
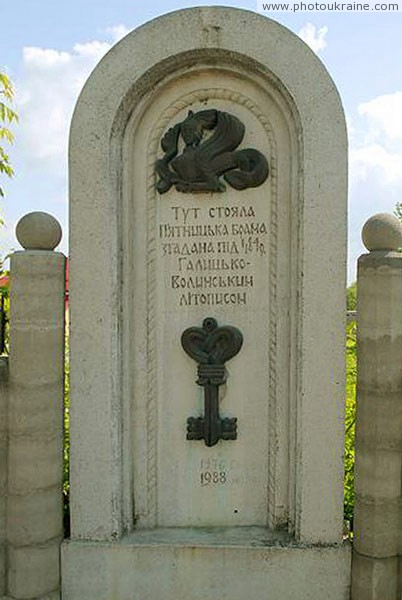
181,317,243,447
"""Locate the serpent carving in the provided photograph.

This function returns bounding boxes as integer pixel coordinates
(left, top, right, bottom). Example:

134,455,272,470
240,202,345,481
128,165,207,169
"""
155,109,269,194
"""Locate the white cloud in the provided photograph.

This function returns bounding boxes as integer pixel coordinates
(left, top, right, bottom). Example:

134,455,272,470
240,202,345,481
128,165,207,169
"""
358,91,402,142
347,91,402,281
351,91,402,185
0,217,18,257
104,24,131,42
351,144,402,184
15,29,126,173
298,23,328,53
72,41,110,59
14,21,328,178
22,47,71,69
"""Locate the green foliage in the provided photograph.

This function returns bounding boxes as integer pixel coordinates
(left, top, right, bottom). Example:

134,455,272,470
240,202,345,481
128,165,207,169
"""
0,72,18,200
394,201,402,222
346,281,357,311
344,319,357,529
344,281,358,530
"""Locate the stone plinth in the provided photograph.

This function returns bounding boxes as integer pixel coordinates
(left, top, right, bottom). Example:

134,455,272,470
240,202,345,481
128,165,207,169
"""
62,530,351,600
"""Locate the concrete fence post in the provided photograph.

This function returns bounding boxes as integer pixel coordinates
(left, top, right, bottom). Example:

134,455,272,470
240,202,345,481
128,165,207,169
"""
7,212,65,600
351,213,402,600
0,356,8,597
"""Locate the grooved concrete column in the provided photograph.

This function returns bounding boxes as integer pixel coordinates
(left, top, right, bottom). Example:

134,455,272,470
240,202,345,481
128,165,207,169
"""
351,213,402,600
7,213,65,600
0,357,8,597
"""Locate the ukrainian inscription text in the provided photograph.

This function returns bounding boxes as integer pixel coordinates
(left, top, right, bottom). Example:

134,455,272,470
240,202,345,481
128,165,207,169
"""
159,204,267,306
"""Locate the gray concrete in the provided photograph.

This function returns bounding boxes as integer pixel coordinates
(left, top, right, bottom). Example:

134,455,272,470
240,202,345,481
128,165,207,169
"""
351,213,402,600
62,530,351,600
0,358,8,597
6,213,65,600
16,211,62,251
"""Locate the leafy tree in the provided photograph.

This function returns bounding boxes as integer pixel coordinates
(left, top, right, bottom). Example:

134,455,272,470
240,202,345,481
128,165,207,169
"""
0,72,18,202
344,319,356,529
344,280,357,531
0,72,16,353
394,201,402,222
346,281,357,311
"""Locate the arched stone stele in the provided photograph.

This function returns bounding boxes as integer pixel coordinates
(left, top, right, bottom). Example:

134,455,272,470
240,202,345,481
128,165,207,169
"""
63,8,350,600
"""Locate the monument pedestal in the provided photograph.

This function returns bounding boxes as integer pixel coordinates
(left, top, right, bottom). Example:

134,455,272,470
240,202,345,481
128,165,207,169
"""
62,530,351,600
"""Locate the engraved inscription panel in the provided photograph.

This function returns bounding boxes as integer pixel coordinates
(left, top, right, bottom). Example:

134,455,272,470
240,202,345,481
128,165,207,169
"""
127,68,294,528
156,163,271,526
159,203,267,310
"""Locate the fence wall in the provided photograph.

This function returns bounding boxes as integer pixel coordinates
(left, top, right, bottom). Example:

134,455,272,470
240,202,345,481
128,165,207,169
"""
0,357,8,598
0,212,65,600
352,213,402,600
0,211,401,599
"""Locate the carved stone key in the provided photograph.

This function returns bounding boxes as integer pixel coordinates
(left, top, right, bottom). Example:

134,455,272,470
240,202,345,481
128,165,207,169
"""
181,317,243,447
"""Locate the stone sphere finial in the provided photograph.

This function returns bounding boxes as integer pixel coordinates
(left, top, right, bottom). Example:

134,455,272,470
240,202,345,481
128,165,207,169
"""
16,212,62,251
362,213,402,252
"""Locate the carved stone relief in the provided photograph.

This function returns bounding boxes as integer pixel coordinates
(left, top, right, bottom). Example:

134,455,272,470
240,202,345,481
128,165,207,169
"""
156,109,269,194
182,317,243,447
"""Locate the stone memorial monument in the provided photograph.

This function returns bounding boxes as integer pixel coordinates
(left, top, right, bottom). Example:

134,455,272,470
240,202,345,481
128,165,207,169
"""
62,7,350,599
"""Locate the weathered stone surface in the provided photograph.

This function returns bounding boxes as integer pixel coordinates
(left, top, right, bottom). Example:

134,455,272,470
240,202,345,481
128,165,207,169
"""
66,6,348,600
62,534,351,600
354,392,402,452
352,223,402,599
351,551,398,600
8,436,62,494
0,549,5,599
7,246,65,600
362,213,402,252
357,337,402,392
8,542,60,598
8,382,63,436
68,7,347,550
354,447,402,499
357,255,402,341
353,497,400,558
16,212,62,251
0,359,7,600
9,327,64,387
7,486,63,546
10,251,65,328
8,591,60,600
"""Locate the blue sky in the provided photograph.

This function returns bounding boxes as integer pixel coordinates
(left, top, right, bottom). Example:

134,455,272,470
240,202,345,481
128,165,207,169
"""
2,1,402,281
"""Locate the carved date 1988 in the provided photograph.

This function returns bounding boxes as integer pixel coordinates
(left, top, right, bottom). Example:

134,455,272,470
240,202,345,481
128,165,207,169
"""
199,459,235,486
200,471,227,486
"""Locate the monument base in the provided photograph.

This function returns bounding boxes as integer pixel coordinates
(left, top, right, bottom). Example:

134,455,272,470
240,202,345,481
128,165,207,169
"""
62,528,351,600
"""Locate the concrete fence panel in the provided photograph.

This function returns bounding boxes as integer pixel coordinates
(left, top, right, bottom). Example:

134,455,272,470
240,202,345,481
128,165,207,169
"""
352,213,402,600
6,212,65,600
